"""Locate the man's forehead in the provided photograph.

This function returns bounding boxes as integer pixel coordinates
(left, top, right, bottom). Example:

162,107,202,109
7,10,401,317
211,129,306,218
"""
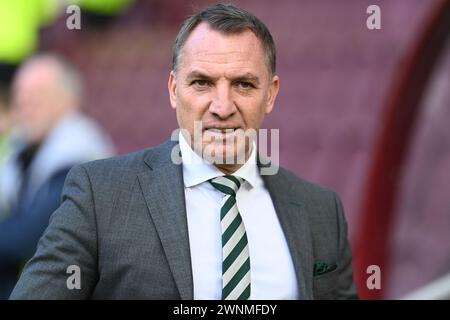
181,23,263,57
15,61,58,89
179,23,265,73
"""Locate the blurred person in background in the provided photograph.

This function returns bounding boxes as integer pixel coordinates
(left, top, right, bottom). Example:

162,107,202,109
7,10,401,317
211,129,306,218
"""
0,54,114,299
0,87,12,170
0,86,14,222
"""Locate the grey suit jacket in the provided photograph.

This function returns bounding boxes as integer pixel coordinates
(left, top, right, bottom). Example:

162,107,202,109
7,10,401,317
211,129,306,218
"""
10,140,358,299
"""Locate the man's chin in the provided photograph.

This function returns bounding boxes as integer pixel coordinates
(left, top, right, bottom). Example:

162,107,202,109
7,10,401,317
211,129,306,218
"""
200,144,248,166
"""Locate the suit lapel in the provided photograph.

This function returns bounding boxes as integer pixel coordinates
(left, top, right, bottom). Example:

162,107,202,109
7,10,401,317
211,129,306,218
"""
138,141,193,300
262,172,314,300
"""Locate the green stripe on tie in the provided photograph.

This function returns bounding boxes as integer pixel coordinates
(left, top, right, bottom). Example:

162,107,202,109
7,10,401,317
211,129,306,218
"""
221,213,242,246
220,196,236,220
222,234,248,273
222,258,251,299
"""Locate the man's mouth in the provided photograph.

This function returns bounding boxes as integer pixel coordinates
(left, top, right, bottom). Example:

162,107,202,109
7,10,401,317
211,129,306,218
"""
205,128,239,133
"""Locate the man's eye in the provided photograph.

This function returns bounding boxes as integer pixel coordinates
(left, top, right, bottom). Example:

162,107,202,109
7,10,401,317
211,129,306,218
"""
192,80,209,87
237,82,254,89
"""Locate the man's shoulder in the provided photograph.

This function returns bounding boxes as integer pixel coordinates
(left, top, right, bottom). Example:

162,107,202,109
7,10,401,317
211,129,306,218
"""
68,140,177,182
81,148,149,172
81,140,176,172
275,165,338,201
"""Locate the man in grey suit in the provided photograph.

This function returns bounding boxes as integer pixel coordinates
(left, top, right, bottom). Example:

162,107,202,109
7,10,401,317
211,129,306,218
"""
10,4,358,300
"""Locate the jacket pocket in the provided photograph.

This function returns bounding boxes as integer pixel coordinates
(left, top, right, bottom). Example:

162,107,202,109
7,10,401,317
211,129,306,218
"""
313,267,339,299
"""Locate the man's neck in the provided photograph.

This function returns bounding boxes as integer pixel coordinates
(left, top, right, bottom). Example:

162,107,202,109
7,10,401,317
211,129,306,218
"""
213,162,245,175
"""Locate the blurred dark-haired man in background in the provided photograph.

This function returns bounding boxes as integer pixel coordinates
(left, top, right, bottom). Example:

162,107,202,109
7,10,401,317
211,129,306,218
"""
10,4,357,300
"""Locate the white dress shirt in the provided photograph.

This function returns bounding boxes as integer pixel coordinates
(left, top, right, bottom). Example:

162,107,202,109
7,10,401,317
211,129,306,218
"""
179,133,299,300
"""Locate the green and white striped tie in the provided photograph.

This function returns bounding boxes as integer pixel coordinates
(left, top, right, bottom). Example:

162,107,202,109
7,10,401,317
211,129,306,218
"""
210,175,251,300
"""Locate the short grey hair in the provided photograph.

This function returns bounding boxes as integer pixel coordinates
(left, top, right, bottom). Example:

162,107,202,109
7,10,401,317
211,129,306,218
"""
172,3,276,77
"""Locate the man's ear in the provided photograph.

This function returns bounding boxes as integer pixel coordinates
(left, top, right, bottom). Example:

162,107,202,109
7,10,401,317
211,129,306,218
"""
168,71,177,110
265,75,279,114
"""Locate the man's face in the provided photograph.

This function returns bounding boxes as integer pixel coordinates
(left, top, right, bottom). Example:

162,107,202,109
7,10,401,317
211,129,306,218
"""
168,23,279,172
12,62,66,144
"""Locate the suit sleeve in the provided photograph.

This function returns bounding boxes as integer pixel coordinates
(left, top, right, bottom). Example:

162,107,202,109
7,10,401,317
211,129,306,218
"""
9,164,98,299
334,193,359,299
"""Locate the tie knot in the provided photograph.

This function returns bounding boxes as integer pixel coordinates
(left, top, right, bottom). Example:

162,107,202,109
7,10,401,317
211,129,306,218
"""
209,175,243,196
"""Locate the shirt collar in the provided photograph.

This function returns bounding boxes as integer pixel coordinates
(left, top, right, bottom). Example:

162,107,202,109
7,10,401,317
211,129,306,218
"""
179,131,259,189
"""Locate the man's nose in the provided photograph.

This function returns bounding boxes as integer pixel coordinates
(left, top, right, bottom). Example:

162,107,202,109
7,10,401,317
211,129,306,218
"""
208,85,236,119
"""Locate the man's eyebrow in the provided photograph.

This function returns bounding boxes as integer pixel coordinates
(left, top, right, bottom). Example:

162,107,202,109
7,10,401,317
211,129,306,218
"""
232,73,260,85
185,71,214,81
185,71,260,84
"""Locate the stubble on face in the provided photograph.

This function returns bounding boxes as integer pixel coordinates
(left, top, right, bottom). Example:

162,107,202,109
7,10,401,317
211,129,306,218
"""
168,23,279,174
